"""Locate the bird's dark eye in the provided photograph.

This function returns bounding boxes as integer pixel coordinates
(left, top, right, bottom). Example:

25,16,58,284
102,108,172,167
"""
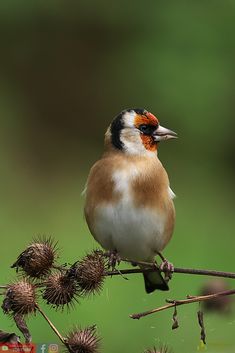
138,124,156,135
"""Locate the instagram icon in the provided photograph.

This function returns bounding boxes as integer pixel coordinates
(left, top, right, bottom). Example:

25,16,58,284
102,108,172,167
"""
48,345,58,353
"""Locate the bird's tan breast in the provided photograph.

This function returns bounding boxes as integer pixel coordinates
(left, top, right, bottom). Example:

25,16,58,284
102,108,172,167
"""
131,157,170,208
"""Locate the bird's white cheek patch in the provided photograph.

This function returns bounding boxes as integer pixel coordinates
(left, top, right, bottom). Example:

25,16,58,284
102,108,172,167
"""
122,110,136,127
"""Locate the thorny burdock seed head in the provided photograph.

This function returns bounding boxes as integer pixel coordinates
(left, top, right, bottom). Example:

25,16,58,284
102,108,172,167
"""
42,271,78,309
11,237,57,279
69,250,108,296
2,280,37,316
66,325,100,353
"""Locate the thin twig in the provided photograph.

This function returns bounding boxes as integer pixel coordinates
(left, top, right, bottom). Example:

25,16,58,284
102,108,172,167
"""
35,304,66,345
130,289,235,319
169,267,235,279
105,258,235,279
105,268,145,276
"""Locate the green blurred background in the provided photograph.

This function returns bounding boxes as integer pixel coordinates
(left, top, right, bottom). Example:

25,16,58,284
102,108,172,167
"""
1,1,235,352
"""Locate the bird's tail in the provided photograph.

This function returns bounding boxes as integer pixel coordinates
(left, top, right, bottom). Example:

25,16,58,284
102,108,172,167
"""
143,270,169,293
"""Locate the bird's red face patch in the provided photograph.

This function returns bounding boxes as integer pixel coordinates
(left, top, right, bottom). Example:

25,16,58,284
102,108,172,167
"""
134,112,159,127
134,112,159,152
140,135,157,151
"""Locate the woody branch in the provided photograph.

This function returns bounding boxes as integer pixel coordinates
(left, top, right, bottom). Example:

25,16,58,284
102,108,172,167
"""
105,257,235,280
130,289,235,320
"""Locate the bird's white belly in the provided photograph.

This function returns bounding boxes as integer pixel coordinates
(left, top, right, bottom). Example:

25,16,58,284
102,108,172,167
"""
93,200,167,261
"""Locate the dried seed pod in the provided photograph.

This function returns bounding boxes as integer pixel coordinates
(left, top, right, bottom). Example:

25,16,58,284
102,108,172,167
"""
42,272,78,309
66,325,100,353
70,250,108,296
171,305,179,330
2,280,36,316
11,237,57,279
197,310,206,345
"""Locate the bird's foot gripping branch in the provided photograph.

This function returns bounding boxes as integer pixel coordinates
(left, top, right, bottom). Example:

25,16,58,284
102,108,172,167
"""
1,237,235,352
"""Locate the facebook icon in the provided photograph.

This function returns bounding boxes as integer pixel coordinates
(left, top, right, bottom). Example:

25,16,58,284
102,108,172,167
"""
40,345,46,353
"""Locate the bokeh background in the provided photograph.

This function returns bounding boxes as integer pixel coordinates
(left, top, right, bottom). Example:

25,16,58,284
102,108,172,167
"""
1,1,235,352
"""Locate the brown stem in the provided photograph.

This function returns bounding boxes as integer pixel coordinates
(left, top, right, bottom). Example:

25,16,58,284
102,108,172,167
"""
105,258,235,280
170,267,235,279
14,314,32,343
105,268,145,276
35,304,66,345
130,289,235,319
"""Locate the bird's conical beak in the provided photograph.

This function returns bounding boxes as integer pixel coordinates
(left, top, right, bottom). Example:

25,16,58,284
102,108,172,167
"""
153,125,177,142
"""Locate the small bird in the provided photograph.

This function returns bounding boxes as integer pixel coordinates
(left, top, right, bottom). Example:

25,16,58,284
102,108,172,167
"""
84,108,177,293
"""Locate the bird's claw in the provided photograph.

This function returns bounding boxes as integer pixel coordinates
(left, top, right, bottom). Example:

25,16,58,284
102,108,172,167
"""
160,260,174,282
108,250,121,271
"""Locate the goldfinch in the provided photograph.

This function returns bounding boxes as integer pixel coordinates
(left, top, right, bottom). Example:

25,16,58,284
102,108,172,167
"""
84,108,177,293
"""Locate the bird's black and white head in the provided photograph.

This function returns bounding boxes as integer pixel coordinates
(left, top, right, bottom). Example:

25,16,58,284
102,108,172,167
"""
105,108,177,155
